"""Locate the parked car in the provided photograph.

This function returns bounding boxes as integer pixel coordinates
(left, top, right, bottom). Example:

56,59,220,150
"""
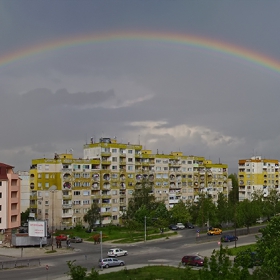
182,255,204,267
176,223,185,229
234,250,262,268
69,236,83,243
221,235,238,242
107,248,128,257
99,258,125,268
207,228,222,235
169,224,179,230
185,222,195,229
55,234,67,241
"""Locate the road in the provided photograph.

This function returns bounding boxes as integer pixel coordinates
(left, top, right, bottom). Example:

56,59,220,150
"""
0,228,260,280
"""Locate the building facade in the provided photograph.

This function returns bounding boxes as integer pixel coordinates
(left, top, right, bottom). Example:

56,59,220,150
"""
0,163,21,244
18,171,30,214
29,138,229,229
238,156,279,201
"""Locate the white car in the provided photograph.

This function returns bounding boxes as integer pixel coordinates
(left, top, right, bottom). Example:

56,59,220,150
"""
107,248,128,257
176,223,185,229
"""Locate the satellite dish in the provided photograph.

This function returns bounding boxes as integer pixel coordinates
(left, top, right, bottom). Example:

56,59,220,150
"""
49,185,57,191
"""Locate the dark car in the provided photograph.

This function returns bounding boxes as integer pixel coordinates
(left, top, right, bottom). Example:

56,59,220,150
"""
185,222,195,229
234,250,262,268
182,255,204,267
169,224,179,230
221,234,238,242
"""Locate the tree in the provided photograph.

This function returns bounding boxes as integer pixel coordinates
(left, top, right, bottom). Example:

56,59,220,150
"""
228,173,239,205
66,260,99,280
254,216,280,279
83,202,100,229
126,179,159,221
21,208,30,225
236,199,260,233
170,200,190,224
262,189,280,220
216,192,230,226
199,245,251,280
195,194,217,227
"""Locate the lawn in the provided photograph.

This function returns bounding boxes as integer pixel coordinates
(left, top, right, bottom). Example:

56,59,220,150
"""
98,265,198,280
227,244,257,256
55,225,177,243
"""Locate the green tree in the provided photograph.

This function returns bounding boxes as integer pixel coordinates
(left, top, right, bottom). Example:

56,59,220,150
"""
126,179,158,220
170,200,190,224
196,194,217,227
83,202,100,229
216,192,230,226
199,245,251,280
21,208,30,225
228,173,239,205
236,199,260,233
262,189,280,220
66,260,99,280
254,216,280,279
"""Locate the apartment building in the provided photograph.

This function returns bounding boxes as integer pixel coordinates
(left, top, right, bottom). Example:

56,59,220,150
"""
0,163,21,244
29,137,229,228
238,156,279,201
18,171,30,213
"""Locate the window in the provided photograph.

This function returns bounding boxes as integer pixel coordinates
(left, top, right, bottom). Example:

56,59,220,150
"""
83,191,90,196
127,165,133,171
38,174,41,179
188,161,192,164
111,173,118,179
45,174,49,179
45,183,49,188
0,192,2,198
128,158,133,162
112,148,117,153
156,159,161,163
156,167,161,171
45,201,49,205
128,174,133,178
112,157,117,162
74,182,81,187
112,166,117,170
0,205,1,211
74,191,81,195
128,150,133,154
74,200,81,205
83,200,90,205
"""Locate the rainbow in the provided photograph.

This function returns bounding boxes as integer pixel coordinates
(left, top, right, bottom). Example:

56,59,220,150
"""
0,31,280,73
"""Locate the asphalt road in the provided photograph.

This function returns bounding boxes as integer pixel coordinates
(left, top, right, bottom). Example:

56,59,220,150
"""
0,228,261,280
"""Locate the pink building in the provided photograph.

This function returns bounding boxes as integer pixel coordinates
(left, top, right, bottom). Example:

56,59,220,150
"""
0,163,21,245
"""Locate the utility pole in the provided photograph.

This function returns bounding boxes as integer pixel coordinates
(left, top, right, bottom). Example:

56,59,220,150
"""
144,216,146,242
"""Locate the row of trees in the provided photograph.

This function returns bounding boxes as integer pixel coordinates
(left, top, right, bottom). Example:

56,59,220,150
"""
84,174,280,232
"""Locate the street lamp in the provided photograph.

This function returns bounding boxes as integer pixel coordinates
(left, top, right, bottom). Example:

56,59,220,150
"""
144,216,147,242
49,185,57,251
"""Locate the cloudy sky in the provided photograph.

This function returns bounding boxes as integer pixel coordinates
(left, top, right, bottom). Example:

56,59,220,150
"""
1,1,280,173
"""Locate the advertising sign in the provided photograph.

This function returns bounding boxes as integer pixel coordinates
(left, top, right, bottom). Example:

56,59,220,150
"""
28,220,46,237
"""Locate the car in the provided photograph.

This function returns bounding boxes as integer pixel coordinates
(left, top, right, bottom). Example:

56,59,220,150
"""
99,258,125,268
234,250,262,268
185,222,195,229
221,234,238,242
55,234,67,241
176,223,185,229
169,224,179,230
182,255,204,267
69,236,83,243
207,228,222,235
107,248,128,257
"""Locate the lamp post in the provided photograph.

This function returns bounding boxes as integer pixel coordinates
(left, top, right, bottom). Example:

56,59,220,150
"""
144,216,147,242
100,231,103,271
49,185,57,251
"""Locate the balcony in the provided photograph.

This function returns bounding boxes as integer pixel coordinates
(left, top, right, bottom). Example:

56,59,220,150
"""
62,204,72,209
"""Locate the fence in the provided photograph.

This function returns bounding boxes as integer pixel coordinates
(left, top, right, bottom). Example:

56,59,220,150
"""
0,258,41,270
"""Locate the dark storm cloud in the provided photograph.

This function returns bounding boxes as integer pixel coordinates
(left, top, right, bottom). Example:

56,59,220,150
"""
0,0,280,172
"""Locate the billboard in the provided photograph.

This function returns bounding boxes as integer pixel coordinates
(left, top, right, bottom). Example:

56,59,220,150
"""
28,221,47,237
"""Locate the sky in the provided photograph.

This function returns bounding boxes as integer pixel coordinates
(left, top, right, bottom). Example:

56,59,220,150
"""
1,1,280,174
